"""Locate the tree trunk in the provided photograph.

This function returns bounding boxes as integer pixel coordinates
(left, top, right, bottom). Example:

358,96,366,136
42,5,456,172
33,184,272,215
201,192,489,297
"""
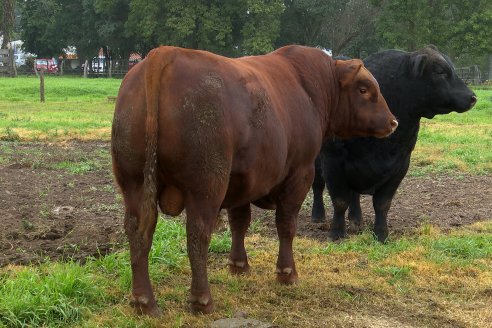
109,59,112,78
1,0,15,49
9,48,17,77
60,59,64,76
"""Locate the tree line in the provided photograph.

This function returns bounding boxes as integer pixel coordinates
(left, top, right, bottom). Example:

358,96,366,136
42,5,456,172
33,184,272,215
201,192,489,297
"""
1,0,491,70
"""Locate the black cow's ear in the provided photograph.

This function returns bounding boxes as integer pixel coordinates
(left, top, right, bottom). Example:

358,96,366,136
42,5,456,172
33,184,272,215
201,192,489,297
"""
411,54,427,78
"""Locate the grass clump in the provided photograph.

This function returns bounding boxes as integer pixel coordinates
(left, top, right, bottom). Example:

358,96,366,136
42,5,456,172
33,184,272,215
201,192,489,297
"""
0,263,100,328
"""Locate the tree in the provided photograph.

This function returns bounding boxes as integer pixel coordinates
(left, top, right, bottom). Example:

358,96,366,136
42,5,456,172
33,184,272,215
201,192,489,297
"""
93,0,133,59
374,0,491,54
241,0,284,55
19,0,66,56
277,0,382,56
1,0,15,48
126,0,283,57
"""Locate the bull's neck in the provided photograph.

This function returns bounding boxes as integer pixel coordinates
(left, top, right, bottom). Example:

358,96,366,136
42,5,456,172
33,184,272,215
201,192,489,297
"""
295,58,340,140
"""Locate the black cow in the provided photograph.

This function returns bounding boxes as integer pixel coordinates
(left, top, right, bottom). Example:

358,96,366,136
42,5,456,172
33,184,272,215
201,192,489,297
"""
311,45,477,242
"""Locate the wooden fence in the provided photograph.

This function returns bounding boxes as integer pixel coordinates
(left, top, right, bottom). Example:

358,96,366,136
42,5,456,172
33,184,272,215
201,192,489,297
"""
455,65,482,85
0,49,17,76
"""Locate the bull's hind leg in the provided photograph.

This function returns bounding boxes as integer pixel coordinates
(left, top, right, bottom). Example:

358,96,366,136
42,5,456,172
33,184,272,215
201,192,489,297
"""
227,204,252,274
185,194,223,314
123,187,160,316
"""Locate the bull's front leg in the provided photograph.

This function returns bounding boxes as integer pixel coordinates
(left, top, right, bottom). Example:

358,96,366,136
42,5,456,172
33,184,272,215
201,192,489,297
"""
185,195,220,314
227,204,252,274
275,169,314,284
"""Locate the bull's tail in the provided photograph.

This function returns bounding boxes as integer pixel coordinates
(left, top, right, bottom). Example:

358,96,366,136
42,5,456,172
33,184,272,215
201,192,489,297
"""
140,48,173,235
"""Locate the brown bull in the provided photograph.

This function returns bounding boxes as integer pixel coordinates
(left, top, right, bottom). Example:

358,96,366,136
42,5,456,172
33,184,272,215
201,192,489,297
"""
111,45,397,315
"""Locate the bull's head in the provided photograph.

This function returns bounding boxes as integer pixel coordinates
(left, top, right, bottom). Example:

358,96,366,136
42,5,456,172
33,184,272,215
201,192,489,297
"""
334,59,398,138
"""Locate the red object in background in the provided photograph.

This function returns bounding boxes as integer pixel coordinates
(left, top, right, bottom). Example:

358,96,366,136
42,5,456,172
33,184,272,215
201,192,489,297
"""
35,58,58,73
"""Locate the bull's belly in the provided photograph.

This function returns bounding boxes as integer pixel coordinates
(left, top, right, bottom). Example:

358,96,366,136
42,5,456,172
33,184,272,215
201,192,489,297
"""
221,172,282,209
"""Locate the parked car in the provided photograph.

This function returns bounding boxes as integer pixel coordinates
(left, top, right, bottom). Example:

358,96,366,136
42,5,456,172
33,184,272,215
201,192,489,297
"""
35,58,58,73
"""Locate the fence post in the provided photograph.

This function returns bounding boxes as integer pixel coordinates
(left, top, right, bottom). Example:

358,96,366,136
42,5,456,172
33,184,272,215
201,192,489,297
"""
40,69,45,102
83,59,88,78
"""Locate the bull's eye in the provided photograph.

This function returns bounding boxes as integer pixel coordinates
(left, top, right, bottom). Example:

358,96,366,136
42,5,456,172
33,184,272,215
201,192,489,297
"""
359,88,367,94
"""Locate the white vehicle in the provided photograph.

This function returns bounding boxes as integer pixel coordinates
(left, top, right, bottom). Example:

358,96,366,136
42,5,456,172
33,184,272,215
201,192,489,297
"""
14,53,26,67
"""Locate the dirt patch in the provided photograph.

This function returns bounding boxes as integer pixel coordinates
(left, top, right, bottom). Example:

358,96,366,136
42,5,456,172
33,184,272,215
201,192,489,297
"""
0,141,491,266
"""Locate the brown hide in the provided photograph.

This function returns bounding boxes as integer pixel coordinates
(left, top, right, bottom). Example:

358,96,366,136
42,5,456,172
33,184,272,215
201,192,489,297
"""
111,45,396,315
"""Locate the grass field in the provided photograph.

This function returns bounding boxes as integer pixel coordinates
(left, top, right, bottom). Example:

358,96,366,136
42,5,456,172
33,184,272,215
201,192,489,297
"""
1,77,491,174
0,76,491,327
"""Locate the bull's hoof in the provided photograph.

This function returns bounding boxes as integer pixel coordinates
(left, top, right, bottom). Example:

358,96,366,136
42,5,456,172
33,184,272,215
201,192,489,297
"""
228,259,250,275
328,229,346,242
130,295,162,317
275,267,298,285
189,294,214,314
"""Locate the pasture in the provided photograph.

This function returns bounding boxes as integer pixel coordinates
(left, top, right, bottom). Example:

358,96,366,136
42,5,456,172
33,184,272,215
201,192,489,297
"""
0,77,491,327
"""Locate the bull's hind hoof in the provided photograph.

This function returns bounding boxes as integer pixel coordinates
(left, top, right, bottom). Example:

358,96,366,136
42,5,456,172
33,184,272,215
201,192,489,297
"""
130,295,162,317
189,294,214,314
275,267,298,285
228,259,250,274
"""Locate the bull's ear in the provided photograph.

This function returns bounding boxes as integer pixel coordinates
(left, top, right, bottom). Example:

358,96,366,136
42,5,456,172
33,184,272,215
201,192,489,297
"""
411,54,428,78
335,59,363,88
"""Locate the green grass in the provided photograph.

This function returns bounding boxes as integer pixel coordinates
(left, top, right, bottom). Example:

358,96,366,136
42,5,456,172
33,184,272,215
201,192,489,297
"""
0,263,101,327
410,88,492,175
1,77,491,174
0,77,491,327
0,76,120,140
1,219,491,327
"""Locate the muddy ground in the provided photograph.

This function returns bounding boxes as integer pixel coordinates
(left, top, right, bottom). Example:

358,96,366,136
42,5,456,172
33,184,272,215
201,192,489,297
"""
0,141,491,266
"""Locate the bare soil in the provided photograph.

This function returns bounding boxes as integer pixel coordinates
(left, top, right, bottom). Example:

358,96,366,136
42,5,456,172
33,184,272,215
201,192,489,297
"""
1,141,491,266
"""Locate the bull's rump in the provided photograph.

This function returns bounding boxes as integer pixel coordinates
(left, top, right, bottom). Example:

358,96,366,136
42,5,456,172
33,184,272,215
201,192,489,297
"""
112,46,325,209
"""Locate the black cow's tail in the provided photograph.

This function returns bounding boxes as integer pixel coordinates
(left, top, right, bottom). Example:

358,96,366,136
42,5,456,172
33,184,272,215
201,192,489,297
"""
140,48,171,236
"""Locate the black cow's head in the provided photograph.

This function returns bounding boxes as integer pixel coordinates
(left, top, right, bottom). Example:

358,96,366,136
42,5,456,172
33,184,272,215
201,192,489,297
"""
408,45,477,118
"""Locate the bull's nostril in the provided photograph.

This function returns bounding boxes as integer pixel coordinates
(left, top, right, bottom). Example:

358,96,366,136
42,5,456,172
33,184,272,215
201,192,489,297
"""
391,119,398,129
470,95,477,107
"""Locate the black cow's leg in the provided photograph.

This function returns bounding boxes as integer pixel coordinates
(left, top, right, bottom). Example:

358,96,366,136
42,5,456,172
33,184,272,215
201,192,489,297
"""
348,193,362,232
227,204,251,274
372,169,406,242
311,156,326,223
329,193,351,240
275,168,314,284
372,194,392,242
123,188,160,317
185,194,222,314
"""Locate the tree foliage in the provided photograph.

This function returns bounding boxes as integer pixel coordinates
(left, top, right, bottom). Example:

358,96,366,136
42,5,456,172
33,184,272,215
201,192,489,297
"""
374,0,492,56
14,0,492,70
